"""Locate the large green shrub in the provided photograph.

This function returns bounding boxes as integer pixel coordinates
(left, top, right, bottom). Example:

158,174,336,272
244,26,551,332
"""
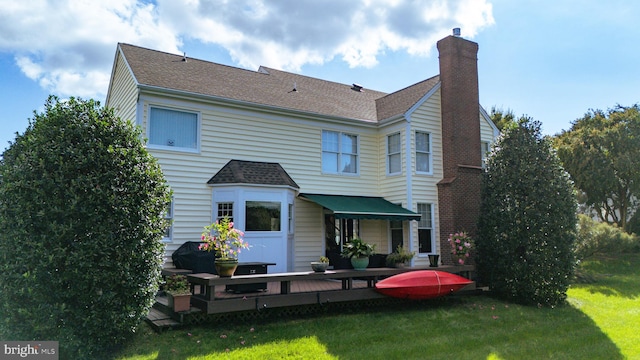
0,96,170,358
576,214,640,260
476,118,577,307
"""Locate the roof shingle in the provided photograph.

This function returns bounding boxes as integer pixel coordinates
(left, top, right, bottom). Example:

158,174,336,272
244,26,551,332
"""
118,43,440,123
207,160,299,189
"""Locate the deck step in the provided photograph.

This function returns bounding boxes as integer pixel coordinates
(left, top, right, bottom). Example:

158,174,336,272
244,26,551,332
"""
145,307,181,332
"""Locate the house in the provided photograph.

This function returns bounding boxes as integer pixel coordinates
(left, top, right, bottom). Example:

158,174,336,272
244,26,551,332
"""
105,30,499,273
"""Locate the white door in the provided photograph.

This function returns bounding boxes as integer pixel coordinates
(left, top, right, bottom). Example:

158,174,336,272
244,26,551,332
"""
236,191,289,273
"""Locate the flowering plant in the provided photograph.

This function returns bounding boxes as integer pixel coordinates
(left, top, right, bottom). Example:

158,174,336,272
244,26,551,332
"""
199,217,249,260
448,231,473,265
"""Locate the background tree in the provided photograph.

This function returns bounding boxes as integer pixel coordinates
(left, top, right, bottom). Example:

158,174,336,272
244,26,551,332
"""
554,105,640,232
489,106,516,132
0,96,170,358
477,118,577,307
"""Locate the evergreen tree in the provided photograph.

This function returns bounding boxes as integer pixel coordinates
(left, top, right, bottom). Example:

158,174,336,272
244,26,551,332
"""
0,96,170,358
477,118,577,307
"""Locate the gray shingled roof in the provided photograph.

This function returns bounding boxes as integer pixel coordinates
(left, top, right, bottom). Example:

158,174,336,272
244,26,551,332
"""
117,43,441,122
207,160,299,189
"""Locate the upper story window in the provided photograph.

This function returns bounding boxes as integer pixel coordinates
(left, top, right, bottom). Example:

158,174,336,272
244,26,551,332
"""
148,107,199,151
322,130,358,174
387,133,401,175
415,131,431,174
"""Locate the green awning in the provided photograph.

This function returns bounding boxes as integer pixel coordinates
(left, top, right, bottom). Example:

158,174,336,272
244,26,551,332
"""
299,194,421,221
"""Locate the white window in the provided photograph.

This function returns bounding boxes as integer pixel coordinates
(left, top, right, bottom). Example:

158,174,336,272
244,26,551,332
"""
288,203,294,234
322,130,358,174
387,133,401,175
163,198,174,242
417,203,433,254
390,220,403,252
416,131,431,174
246,201,281,231
217,202,234,222
148,107,199,151
481,141,491,168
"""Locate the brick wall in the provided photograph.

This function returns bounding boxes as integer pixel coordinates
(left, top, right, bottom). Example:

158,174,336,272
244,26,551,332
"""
436,33,482,264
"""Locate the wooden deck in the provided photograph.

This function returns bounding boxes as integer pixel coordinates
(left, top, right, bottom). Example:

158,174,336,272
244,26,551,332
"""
187,265,474,314
148,265,476,330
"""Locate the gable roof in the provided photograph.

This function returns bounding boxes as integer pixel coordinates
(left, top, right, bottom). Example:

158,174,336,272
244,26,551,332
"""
375,75,440,121
116,43,442,123
207,160,299,189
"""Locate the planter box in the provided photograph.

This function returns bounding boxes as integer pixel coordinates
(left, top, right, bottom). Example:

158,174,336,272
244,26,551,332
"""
168,293,191,312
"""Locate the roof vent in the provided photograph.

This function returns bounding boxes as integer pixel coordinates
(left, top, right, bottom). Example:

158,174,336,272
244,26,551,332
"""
182,52,187,62
452,28,461,37
351,83,363,92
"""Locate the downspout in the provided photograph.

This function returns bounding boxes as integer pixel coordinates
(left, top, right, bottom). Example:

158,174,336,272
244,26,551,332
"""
404,117,415,266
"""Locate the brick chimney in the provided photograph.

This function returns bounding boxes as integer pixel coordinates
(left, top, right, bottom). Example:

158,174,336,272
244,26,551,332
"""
436,29,482,264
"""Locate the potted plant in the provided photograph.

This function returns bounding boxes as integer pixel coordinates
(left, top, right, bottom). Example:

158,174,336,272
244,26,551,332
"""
165,274,191,312
385,245,416,268
311,256,330,272
200,217,249,276
341,238,376,270
448,231,473,265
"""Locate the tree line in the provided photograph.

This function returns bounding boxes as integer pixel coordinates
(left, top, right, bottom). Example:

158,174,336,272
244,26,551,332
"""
489,104,640,234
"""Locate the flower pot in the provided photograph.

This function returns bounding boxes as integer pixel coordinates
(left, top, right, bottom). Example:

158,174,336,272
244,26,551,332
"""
428,254,439,267
350,256,369,270
311,262,329,272
215,258,239,277
168,293,191,312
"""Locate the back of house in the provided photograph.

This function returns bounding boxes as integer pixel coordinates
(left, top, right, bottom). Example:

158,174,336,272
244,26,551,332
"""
105,30,498,272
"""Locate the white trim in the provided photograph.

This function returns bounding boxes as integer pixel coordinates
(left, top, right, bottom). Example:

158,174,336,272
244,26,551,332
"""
404,121,415,263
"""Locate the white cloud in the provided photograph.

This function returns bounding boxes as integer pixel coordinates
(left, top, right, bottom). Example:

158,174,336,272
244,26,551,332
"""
0,0,494,99
0,0,180,99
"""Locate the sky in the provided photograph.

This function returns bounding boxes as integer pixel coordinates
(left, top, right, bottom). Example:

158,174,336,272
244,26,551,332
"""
1,0,639,154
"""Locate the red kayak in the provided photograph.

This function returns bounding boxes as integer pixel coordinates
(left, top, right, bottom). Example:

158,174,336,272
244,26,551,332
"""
375,270,473,300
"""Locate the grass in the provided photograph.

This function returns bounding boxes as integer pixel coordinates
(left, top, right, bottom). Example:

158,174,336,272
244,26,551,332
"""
116,254,639,359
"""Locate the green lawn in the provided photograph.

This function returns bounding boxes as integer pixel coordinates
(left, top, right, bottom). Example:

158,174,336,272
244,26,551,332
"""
116,254,639,359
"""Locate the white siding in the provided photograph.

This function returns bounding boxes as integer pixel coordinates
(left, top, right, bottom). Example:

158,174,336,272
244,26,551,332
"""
407,90,443,267
293,198,324,270
140,94,385,269
121,83,496,269
106,51,138,123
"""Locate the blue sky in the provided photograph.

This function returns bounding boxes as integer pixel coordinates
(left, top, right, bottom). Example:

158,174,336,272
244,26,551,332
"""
1,0,639,154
